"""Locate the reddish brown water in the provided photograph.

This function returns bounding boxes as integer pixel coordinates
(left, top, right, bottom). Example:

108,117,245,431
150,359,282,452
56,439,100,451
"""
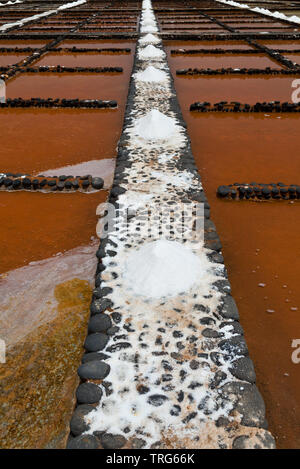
7,73,128,104
238,27,298,32
167,53,283,69
173,75,296,105
164,40,256,50
0,40,48,48
35,51,132,67
58,39,135,49
0,191,107,274
0,9,135,451
161,24,225,30
258,40,300,50
225,22,290,28
283,53,300,65
0,109,121,174
0,54,28,66
172,73,300,448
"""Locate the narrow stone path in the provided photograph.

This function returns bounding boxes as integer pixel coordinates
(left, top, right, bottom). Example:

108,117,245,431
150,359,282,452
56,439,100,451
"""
67,0,276,450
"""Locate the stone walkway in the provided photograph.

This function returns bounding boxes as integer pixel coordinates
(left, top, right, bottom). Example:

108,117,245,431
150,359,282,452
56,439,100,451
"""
67,0,276,449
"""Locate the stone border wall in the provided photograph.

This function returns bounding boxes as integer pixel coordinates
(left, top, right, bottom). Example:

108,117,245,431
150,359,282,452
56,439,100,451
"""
66,0,276,450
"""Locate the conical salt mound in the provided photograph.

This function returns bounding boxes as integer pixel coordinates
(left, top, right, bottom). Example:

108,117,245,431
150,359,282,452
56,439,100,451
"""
134,109,177,141
142,12,155,21
139,33,160,45
135,65,167,83
142,18,156,27
139,44,165,60
123,239,204,298
140,24,158,33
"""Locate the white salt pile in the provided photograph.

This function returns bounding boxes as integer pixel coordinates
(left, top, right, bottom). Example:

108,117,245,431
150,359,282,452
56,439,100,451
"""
142,18,156,27
140,24,158,33
139,44,165,60
142,12,155,20
123,239,206,299
134,109,178,141
142,0,152,8
135,65,167,83
139,33,160,45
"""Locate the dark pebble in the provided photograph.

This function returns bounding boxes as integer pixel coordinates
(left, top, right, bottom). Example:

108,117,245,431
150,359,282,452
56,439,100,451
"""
217,185,230,197
78,360,110,380
76,382,103,404
88,314,112,333
81,352,110,363
70,404,94,436
101,433,127,449
92,177,104,190
67,434,99,449
90,298,113,314
147,394,168,407
84,332,109,352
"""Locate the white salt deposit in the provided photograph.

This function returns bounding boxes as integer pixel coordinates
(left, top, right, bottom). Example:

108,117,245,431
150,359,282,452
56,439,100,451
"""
139,33,160,45
142,12,155,21
140,24,158,33
0,0,22,6
118,190,154,210
39,159,115,189
151,170,195,189
123,239,207,299
141,18,156,27
158,153,175,163
139,45,164,60
133,109,178,141
142,0,152,8
0,241,98,346
135,65,168,83
0,0,87,32
216,0,300,25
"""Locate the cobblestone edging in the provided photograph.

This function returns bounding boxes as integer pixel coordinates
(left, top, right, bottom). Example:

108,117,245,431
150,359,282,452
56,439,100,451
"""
0,98,117,108
217,183,300,200
178,68,300,75
0,173,105,192
67,1,276,450
190,101,300,112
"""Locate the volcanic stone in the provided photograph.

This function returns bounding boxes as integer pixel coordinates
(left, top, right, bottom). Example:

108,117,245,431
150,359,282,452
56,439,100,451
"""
67,434,99,449
76,382,103,404
230,357,256,383
92,177,104,190
147,394,168,407
84,332,109,352
88,314,112,333
219,336,248,357
70,404,94,436
221,382,265,427
77,360,110,380
101,433,127,449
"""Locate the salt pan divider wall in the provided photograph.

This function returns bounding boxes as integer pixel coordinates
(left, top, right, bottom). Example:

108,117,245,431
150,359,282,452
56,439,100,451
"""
67,0,276,450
